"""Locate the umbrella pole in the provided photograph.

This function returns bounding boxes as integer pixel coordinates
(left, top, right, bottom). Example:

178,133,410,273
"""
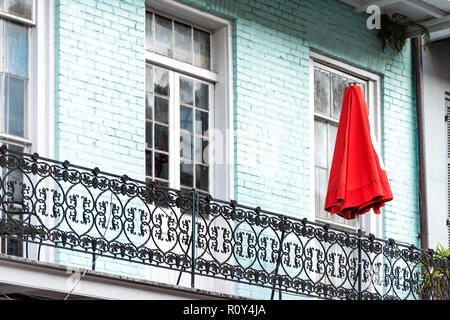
271,217,287,300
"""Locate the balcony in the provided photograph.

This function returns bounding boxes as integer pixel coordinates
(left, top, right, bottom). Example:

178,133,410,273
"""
0,145,448,300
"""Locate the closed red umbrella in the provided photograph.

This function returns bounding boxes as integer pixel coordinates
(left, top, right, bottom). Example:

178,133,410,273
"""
324,85,393,220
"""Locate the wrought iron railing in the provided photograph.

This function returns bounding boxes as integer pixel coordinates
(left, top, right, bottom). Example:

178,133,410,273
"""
0,145,448,300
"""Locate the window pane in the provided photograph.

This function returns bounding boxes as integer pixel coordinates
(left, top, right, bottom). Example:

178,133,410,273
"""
180,160,193,188
145,12,153,51
4,76,25,137
314,120,327,169
154,96,169,124
155,14,173,58
180,132,193,160
315,166,328,220
6,21,28,78
146,64,153,92
145,122,152,149
146,94,153,121
7,0,32,20
154,124,169,152
195,110,208,136
180,106,193,133
314,68,330,116
0,0,5,10
154,152,169,180
193,29,210,69
195,164,209,191
194,82,209,110
331,74,347,120
174,21,192,63
180,77,193,105
328,124,338,169
145,150,153,177
195,137,208,164
154,67,169,96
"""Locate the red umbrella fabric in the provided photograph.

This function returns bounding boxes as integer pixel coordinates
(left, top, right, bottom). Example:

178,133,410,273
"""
324,85,393,220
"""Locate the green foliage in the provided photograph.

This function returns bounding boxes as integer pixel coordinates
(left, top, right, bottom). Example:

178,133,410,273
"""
377,13,431,54
419,244,450,300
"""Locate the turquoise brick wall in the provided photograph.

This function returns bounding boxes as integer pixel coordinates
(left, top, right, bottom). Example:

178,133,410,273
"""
53,0,420,298
55,0,146,277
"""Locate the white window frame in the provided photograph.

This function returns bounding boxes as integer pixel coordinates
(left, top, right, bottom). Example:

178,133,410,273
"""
0,0,55,261
309,52,382,238
145,0,234,202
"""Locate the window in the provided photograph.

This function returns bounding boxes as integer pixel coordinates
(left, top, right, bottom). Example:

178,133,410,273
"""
311,55,380,231
145,10,216,196
0,0,34,258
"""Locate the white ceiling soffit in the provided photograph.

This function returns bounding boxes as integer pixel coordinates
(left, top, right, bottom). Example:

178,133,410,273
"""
339,0,450,41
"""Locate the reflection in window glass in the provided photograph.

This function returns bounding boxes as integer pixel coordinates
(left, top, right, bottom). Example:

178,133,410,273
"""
314,68,330,116
193,29,210,69
4,75,25,137
6,21,28,78
154,67,169,96
7,0,32,20
155,14,173,58
331,74,347,120
146,12,211,71
145,12,153,51
174,21,192,64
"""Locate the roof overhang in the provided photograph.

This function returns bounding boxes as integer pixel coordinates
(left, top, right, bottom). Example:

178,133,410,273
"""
340,0,450,41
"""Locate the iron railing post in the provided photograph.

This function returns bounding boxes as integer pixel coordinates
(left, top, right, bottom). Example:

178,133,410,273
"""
271,216,287,300
191,189,198,289
357,229,362,300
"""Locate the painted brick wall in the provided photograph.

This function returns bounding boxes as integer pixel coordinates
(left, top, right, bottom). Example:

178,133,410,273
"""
53,0,420,298
54,0,146,277
177,0,420,298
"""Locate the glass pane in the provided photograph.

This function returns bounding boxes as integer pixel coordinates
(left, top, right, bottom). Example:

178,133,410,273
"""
154,67,169,96
314,68,330,116
314,120,327,169
331,74,347,120
145,150,153,177
180,106,193,133
146,94,153,121
0,0,5,10
195,137,208,164
315,166,328,219
145,12,153,51
328,124,338,170
195,110,208,136
4,76,25,137
154,124,169,152
180,77,193,105
174,21,192,63
180,160,193,188
6,21,28,78
194,82,209,110
154,96,169,124
154,152,169,181
180,132,193,160
195,164,209,191
193,29,210,69
145,64,153,92
145,121,152,149
155,14,173,58
8,0,32,20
